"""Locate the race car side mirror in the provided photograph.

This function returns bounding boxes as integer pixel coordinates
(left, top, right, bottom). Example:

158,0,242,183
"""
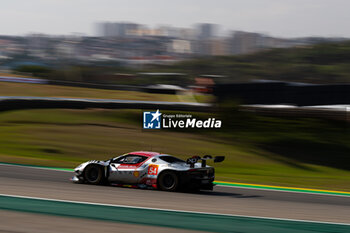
214,156,225,163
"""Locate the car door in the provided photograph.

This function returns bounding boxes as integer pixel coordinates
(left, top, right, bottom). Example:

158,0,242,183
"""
108,155,148,183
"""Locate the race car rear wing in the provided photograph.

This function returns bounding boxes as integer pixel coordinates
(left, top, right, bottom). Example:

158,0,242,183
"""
186,155,225,168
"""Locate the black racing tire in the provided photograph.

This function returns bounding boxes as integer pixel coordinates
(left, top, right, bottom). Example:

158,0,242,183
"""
84,165,104,185
157,171,179,191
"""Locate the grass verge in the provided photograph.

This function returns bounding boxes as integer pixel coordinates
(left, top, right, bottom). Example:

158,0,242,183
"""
0,80,212,103
0,109,350,191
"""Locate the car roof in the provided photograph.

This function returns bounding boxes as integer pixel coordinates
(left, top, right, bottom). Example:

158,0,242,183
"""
128,151,162,158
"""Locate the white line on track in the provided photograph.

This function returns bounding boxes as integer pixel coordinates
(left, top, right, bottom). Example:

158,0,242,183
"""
0,193,349,226
0,163,73,172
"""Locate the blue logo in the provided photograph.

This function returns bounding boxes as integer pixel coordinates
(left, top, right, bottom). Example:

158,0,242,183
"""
143,110,162,129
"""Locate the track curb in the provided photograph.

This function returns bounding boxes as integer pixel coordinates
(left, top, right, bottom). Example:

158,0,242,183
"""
0,194,349,233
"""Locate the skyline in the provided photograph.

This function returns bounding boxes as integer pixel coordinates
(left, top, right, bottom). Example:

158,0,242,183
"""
0,0,349,38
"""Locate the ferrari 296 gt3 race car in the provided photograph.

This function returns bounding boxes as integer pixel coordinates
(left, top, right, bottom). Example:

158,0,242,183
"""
72,151,225,191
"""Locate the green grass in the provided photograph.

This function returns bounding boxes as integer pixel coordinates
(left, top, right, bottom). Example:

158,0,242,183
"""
0,81,177,101
0,109,350,191
0,80,213,103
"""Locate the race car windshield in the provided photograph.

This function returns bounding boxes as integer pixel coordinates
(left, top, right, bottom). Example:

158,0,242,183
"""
159,156,185,163
112,155,147,164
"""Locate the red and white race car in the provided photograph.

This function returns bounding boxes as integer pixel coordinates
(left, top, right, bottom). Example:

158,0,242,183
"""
72,151,224,191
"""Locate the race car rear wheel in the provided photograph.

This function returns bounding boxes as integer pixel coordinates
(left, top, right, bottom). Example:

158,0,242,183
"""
158,171,179,191
84,165,104,185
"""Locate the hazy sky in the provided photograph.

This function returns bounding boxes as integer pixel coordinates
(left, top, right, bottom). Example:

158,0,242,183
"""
1,0,349,38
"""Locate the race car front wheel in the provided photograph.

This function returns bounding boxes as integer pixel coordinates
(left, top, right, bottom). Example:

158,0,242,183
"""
84,165,104,185
158,171,179,191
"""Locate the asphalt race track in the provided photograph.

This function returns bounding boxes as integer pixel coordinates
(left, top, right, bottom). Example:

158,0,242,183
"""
0,164,350,232
0,210,205,233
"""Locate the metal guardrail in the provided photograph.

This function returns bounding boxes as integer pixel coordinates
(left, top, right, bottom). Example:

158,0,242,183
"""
0,96,349,121
0,76,184,94
48,80,140,91
0,76,47,84
0,96,211,112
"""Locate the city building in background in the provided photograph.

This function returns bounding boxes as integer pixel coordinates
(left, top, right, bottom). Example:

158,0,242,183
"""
0,21,348,70
196,23,217,40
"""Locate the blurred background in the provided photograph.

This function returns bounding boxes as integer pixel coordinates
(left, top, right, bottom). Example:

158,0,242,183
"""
1,0,350,192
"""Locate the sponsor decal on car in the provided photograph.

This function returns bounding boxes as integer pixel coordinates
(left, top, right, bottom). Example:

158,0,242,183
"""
144,178,157,186
119,164,139,168
133,171,140,177
148,164,159,175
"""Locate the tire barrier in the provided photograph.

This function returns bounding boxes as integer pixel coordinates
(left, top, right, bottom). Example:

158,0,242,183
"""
214,82,350,106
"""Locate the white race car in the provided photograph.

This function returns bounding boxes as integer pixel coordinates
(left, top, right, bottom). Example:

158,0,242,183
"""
72,151,224,191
